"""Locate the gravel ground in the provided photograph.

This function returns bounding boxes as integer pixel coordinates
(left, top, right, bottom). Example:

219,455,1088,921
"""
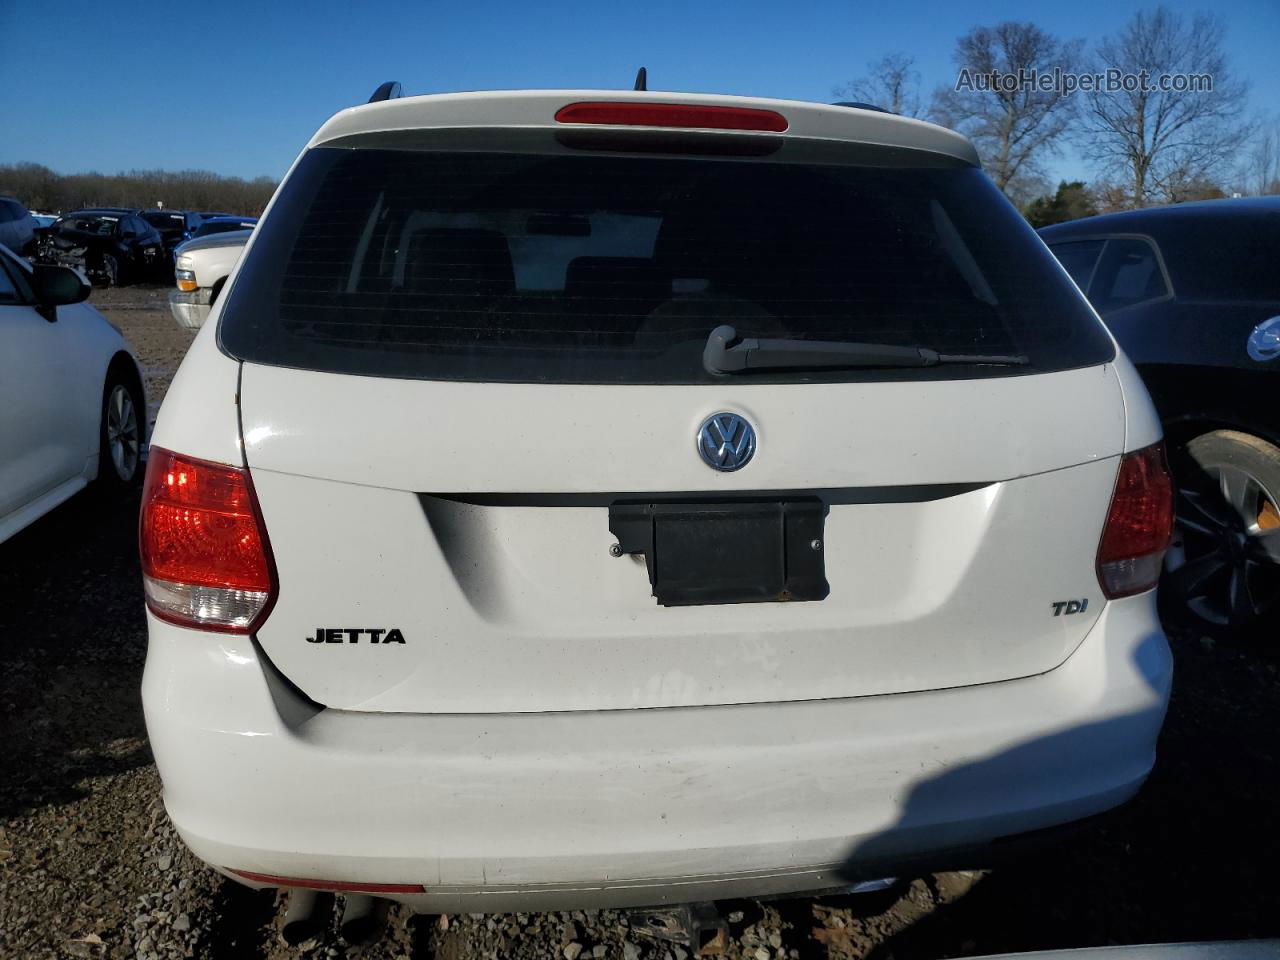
2,285,1279,959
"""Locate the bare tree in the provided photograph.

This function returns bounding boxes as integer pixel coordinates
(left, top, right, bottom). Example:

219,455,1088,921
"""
1247,123,1280,195
1004,172,1052,211
1163,174,1227,203
930,23,1082,200
1080,6,1251,207
834,53,924,118
1082,181,1130,213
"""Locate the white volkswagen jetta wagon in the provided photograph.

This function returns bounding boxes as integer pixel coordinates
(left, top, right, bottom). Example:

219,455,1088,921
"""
141,89,1175,918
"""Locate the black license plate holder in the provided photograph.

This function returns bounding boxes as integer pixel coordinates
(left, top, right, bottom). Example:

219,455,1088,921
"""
608,500,829,606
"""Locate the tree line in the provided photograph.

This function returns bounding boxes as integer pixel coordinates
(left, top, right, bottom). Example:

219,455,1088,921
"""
836,5,1279,225
0,162,277,217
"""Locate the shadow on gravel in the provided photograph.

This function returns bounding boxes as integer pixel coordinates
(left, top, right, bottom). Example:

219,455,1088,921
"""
203,882,279,960
408,914,441,959
0,483,153,821
828,619,1280,960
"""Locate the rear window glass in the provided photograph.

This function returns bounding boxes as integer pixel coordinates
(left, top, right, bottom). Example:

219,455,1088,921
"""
60,215,118,236
1090,238,1169,312
144,212,185,230
220,147,1114,384
1047,240,1104,292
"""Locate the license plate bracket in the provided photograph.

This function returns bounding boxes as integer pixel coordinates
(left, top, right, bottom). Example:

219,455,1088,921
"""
608,499,829,606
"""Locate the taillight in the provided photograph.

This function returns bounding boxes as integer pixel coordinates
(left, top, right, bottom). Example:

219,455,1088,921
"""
1096,442,1174,599
139,447,276,632
555,101,789,132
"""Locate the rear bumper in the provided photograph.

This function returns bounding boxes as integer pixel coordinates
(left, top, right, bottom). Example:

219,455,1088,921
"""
142,594,1171,912
168,288,211,330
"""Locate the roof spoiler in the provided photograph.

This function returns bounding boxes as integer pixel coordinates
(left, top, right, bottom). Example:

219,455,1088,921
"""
367,81,403,104
831,100,894,115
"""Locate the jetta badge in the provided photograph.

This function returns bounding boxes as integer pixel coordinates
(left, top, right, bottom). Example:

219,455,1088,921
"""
696,412,756,472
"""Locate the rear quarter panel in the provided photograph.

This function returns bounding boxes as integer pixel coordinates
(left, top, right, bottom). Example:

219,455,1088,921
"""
1110,299,1280,446
148,318,243,466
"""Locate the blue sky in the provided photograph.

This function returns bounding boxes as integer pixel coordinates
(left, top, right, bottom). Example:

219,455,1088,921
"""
2,0,1276,188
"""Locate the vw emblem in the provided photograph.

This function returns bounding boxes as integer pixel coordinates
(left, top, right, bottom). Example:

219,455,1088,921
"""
696,412,756,472
1247,316,1280,362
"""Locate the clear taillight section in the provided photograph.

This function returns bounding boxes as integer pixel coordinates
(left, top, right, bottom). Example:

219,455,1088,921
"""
1096,442,1175,599
139,447,276,632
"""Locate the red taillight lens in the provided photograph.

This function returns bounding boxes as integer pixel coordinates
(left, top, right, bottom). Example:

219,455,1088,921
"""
1096,442,1174,599
229,869,425,894
555,101,789,132
139,447,276,632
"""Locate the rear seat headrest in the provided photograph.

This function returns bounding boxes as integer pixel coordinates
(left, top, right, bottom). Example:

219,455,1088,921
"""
564,257,668,302
407,228,515,296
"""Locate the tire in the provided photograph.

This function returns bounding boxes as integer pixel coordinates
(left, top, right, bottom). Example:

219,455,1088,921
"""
101,253,120,288
1162,429,1280,637
97,372,144,488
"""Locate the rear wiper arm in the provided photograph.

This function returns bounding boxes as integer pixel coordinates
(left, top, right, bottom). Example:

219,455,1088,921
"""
703,324,1029,375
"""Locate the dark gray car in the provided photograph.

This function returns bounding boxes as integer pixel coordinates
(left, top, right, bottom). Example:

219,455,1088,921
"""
1041,198,1280,636
0,196,35,255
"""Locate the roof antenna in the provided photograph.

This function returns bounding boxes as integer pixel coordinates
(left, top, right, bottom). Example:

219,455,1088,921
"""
634,67,647,91
368,81,402,103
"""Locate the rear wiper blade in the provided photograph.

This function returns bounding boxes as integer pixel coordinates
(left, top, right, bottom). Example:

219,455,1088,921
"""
703,324,1029,375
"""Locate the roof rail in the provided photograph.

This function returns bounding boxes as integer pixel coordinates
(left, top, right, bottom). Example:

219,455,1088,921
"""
831,100,893,115
368,81,403,104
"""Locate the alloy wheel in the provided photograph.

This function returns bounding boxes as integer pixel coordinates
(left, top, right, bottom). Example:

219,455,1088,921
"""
1166,464,1280,627
106,384,140,482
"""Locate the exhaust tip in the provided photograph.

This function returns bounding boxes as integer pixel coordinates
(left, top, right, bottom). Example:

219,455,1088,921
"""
340,893,390,945
281,889,334,946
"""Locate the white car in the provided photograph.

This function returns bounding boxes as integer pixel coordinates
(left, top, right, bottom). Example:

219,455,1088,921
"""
140,90,1174,926
169,229,251,329
0,244,146,543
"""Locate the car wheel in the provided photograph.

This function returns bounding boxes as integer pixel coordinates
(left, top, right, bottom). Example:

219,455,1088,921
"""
98,374,143,487
1163,430,1280,635
101,253,120,288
